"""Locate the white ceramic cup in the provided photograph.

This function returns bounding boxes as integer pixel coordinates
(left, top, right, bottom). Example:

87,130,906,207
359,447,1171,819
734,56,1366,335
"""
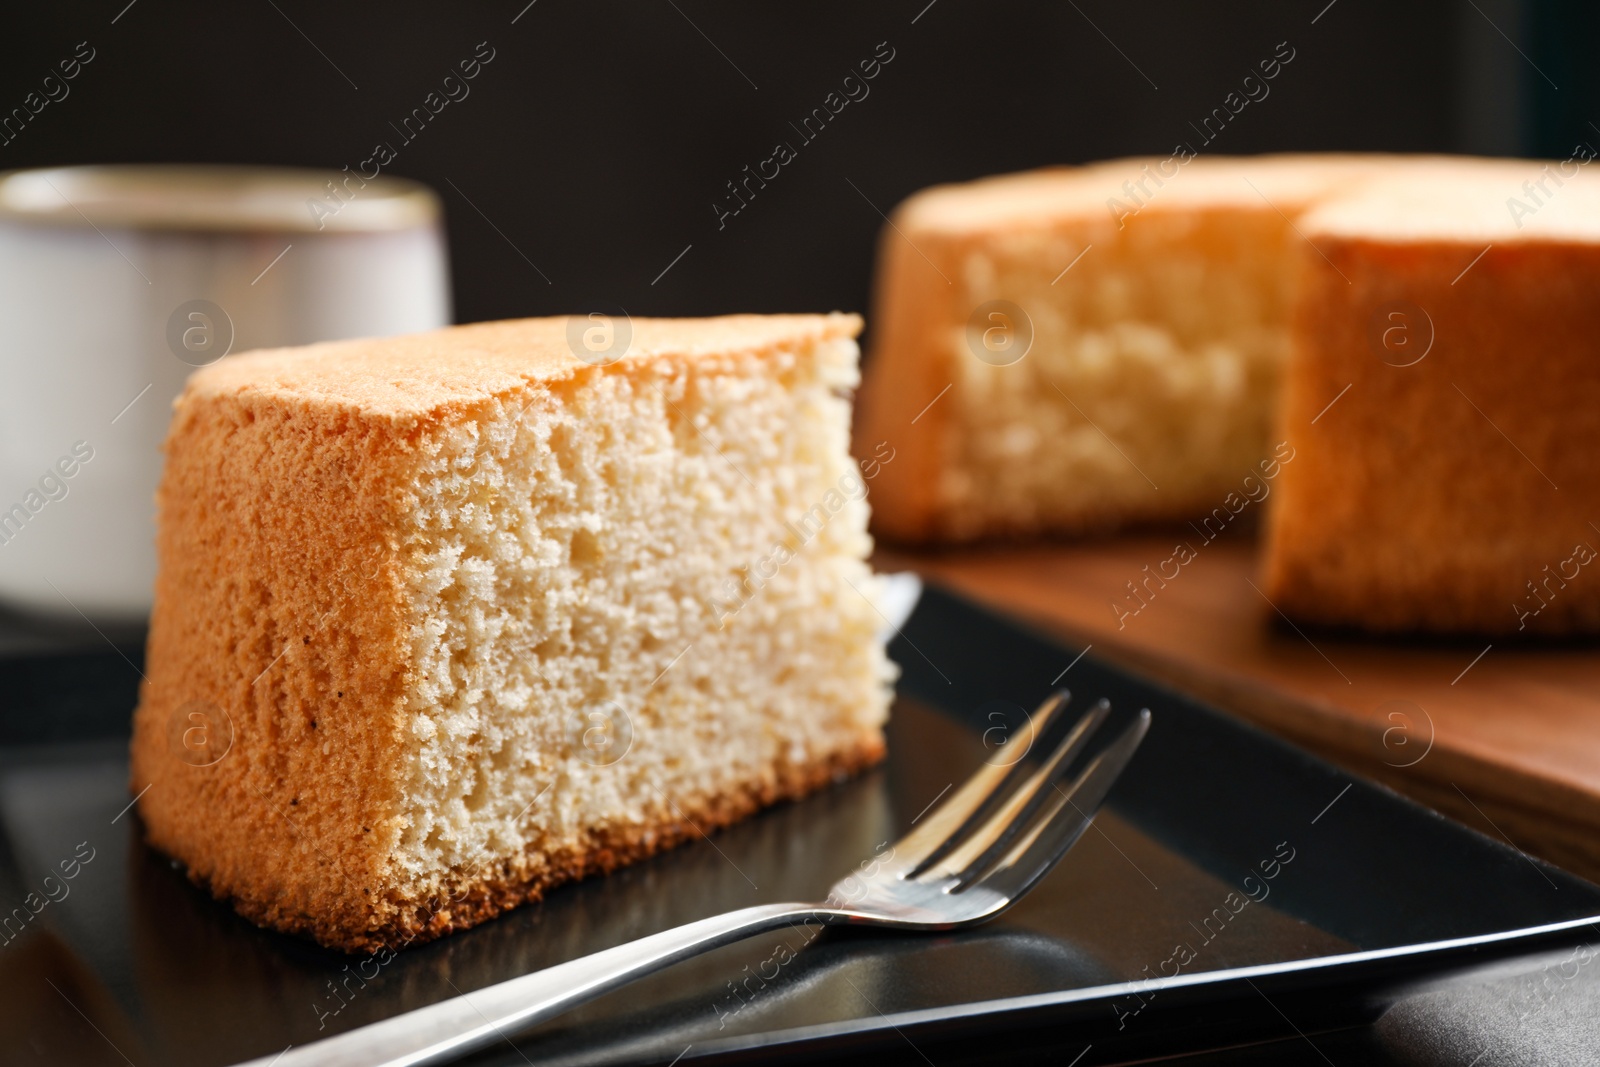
0,165,451,621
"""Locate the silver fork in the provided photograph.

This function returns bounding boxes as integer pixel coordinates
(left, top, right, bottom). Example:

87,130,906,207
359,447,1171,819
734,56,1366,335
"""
241,692,1150,1067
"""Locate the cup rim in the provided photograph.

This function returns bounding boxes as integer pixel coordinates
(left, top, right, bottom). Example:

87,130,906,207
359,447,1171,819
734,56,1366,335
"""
0,164,441,234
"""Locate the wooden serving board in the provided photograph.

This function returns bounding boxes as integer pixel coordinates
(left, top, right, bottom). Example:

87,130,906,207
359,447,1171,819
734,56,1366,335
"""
876,532,1600,884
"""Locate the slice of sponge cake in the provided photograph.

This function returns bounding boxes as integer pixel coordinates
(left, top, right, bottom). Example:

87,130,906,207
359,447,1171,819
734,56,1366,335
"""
129,313,893,952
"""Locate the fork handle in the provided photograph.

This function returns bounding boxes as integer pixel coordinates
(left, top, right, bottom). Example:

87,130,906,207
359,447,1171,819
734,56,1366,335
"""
238,902,828,1067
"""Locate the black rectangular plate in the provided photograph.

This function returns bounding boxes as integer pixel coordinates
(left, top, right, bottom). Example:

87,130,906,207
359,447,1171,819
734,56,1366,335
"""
0,582,1595,1067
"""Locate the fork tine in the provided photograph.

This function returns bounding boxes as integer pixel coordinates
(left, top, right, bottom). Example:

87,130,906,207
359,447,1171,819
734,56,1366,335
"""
879,690,1073,879
918,698,1112,881
974,708,1151,896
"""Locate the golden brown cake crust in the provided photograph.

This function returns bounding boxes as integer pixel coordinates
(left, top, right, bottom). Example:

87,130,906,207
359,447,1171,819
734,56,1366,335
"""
187,313,862,420
129,367,418,951
853,208,963,544
1261,232,1600,635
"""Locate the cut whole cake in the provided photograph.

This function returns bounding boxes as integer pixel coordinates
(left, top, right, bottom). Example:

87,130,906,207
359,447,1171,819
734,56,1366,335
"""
854,154,1402,543
129,313,894,952
853,154,1526,545
857,151,1600,634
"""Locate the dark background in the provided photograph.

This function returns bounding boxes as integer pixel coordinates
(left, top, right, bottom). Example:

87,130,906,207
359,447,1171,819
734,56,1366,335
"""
2,0,1595,332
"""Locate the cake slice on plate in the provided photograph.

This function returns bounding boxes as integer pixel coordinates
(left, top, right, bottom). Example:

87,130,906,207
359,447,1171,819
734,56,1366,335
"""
129,313,894,952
